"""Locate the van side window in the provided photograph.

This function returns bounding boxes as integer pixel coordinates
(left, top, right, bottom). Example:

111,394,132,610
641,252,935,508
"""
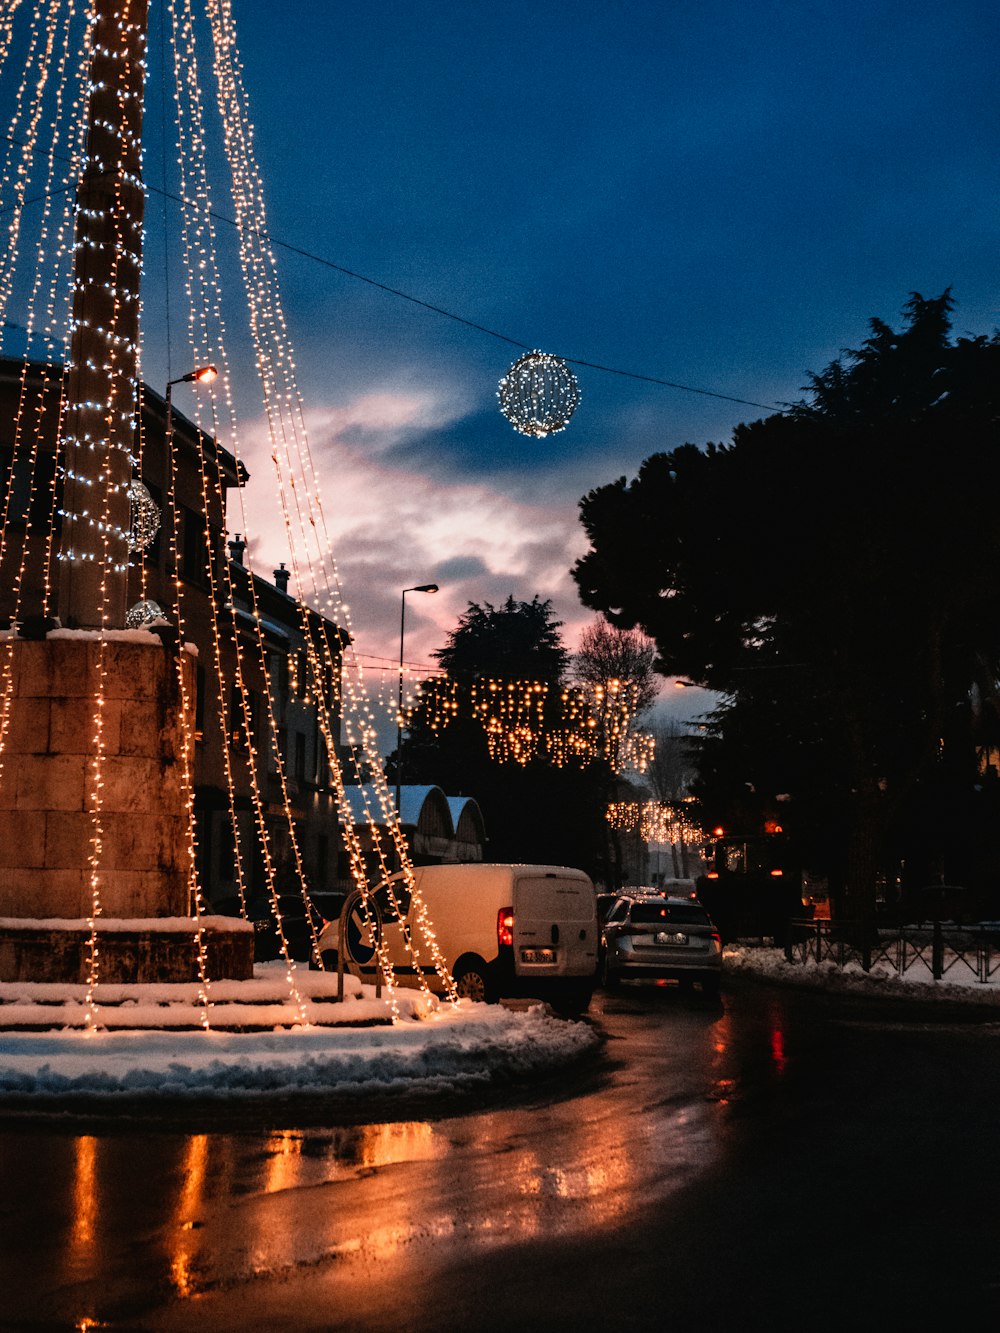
374,884,411,921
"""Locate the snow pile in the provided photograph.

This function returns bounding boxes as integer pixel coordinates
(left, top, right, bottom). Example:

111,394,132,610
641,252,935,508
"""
725,944,1000,1005
0,962,393,1029
0,995,598,1100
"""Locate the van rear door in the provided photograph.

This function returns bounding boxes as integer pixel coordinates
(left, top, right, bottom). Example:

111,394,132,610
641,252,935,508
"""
513,871,597,978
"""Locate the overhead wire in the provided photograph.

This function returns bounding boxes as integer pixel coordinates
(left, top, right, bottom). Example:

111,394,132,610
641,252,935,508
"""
2,129,784,415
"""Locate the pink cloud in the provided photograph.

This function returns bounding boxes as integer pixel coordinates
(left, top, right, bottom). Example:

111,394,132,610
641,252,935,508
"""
227,392,597,675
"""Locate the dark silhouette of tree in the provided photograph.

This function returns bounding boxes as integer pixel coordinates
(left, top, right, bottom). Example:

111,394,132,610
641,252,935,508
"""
572,293,1000,923
574,618,658,716
397,596,610,878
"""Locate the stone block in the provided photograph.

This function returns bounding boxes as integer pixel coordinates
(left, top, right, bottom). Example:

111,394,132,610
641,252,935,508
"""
42,810,92,870
117,695,167,757
100,755,181,813
8,640,54,699
46,639,101,698
103,641,162,701
2,696,51,754
99,867,188,917
13,752,88,812
0,810,47,868
0,866,89,917
49,696,121,755
0,920,254,983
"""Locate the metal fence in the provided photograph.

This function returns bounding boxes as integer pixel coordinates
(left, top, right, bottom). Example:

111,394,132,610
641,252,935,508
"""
784,918,1000,985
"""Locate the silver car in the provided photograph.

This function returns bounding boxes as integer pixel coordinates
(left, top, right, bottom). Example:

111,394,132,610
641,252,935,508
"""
601,893,722,996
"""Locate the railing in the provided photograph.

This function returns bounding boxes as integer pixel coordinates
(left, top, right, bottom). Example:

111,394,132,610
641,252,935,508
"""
784,918,1000,984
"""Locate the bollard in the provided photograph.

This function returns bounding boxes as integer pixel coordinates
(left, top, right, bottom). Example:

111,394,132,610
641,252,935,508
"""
932,919,943,980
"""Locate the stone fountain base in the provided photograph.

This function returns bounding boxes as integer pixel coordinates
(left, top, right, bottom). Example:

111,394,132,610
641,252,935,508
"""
0,915,253,984
0,632,251,984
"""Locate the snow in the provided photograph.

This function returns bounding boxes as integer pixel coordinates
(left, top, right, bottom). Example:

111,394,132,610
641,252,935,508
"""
0,914,252,932
3,942,997,1104
725,943,1000,1006
0,963,599,1101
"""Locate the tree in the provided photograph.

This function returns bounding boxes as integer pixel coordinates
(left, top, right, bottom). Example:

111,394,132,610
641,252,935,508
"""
572,293,1000,923
574,619,658,714
398,596,611,878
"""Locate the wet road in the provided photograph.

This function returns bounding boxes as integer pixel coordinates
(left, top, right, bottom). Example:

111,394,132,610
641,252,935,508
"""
2,978,1000,1331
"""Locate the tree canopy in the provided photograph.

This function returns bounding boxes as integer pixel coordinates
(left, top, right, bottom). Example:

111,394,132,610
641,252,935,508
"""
572,293,1000,919
397,596,611,877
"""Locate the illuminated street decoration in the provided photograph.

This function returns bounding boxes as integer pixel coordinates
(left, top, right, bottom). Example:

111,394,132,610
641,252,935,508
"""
126,478,160,551
124,597,165,628
497,350,581,438
606,800,703,846
0,2,629,1024
393,672,655,773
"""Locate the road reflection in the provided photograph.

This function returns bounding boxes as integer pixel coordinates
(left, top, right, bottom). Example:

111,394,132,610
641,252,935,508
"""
2,990,772,1327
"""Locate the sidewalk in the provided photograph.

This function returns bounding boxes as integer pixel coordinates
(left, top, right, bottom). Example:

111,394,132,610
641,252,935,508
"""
724,943,1000,1009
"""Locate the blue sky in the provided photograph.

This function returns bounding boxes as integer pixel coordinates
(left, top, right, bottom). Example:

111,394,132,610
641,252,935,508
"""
6,0,999,721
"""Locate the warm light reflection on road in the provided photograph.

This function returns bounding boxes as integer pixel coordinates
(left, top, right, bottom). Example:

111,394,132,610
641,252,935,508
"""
13,1014,741,1316
170,1136,209,1298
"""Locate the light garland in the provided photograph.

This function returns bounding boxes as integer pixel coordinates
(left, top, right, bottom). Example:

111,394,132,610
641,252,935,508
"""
606,800,704,846
126,476,160,550
401,674,655,774
497,349,581,438
124,597,164,627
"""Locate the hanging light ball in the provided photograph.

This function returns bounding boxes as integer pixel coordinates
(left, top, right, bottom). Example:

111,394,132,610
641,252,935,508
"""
125,599,166,629
497,350,581,438
127,479,161,552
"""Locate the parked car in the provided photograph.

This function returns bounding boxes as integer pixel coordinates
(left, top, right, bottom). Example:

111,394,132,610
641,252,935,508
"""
317,864,599,1015
601,892,722,995
596,892,621,925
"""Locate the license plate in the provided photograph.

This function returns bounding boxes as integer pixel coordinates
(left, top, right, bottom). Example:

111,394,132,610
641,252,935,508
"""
521,947,556,964
655,931,687,945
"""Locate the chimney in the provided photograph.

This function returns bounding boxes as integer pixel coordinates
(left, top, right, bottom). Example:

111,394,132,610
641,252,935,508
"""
274,562,290,595
228,533,246,566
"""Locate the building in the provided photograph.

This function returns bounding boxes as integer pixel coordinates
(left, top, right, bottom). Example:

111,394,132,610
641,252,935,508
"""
0,355,346,908
337,784,486,885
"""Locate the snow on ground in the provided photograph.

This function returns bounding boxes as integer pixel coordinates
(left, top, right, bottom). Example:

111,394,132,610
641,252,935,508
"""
0,968,598,1101
3,945,998,1103
726,944,1000,1006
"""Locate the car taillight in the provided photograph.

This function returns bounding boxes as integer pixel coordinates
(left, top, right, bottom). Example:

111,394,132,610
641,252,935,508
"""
497,907,514,948
706,871,719,880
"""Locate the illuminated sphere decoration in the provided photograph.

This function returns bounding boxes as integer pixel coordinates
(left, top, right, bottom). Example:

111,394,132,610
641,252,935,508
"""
127,479,161,552
125,599,167,629
497,350,581,438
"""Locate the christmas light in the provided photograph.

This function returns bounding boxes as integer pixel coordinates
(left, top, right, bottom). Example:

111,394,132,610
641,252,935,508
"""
497,350,581,438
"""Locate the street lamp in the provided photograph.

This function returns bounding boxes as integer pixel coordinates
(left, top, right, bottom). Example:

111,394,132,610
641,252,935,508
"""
163,364,218,601
165,363,218,445
396,583,439,819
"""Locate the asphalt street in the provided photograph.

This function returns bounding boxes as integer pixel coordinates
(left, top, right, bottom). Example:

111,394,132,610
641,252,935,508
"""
2,977,999,1331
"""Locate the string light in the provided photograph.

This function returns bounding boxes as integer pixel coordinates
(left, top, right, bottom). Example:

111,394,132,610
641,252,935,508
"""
497,350,581,438
125,476,160,550
606,800,704,846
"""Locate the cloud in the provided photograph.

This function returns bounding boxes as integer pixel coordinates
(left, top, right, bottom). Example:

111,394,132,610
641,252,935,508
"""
230,390,598,674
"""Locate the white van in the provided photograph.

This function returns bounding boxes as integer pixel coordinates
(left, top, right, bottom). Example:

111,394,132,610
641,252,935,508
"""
319,863,599,1015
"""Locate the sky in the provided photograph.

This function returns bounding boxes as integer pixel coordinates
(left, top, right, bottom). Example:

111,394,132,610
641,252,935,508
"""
5,0,999,726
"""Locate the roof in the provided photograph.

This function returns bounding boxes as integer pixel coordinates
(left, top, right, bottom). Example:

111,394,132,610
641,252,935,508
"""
343,784,485,840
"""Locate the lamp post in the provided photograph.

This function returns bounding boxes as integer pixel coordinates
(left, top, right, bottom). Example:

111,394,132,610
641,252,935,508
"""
163,365,217,620
396,583,439,819
165,364,218,445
